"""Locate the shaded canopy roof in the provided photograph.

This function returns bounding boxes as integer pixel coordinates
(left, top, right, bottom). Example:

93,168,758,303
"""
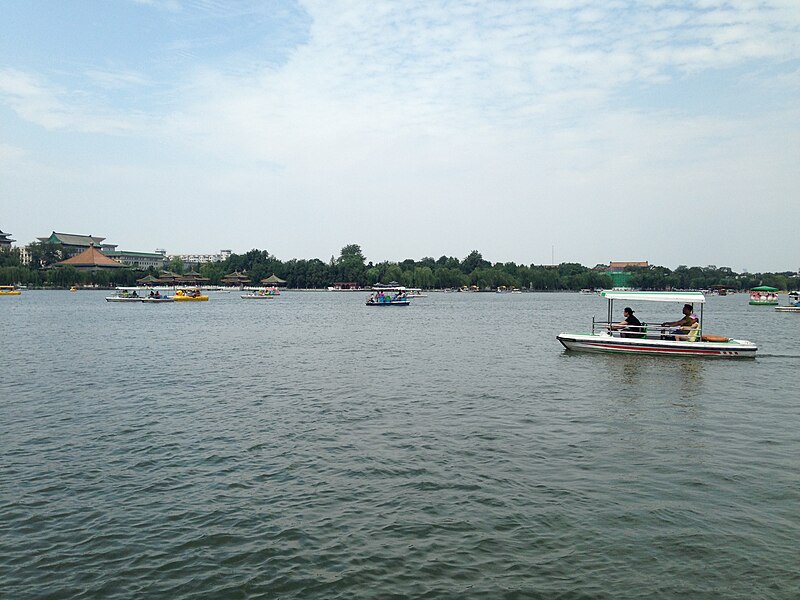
55,245,126,269
261,274,286,284
599,290,706,304
751,286,778,292
136,274,160,283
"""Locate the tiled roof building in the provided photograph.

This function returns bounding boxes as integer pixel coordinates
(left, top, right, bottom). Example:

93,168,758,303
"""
0,229,15,248
54,245,126,270
37,232,117,258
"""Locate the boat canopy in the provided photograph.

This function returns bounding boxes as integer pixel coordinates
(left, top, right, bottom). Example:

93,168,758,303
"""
750,286,778,292
599,290,706,304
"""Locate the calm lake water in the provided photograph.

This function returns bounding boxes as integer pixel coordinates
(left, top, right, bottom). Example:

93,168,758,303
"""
1,291,799,598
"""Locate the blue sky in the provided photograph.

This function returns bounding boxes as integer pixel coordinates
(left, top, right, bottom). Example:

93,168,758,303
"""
1,0,798,271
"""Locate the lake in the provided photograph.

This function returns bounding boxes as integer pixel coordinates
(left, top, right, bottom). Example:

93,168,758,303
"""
1,290,798,598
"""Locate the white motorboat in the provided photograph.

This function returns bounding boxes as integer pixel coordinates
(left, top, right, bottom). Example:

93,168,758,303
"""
557,290,757,358
105,289,143,302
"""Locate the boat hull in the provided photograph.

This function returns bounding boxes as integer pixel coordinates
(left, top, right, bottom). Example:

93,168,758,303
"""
775,306,800,312
556,333,757,358
173,295,208,301
749,300,778,305
366,300,410,306
0,291,21,296
105,297,142,302
141,297,174,303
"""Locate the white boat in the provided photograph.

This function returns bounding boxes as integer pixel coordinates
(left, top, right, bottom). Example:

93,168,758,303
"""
141,295,174,303
775,293,800,312
105,289,143,302
366,285,412,306
557,290,757,358
241,288,279,299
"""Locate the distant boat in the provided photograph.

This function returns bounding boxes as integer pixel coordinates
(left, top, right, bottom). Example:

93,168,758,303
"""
366,285,412,306
749,286,779,305
174,289,209,302
105,290,142,302
775,291,800,312
241,287,279,299
0,285,21,296
141,296,174,303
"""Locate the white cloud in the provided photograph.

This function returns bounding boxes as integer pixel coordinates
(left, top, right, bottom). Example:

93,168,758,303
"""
0,69,144,133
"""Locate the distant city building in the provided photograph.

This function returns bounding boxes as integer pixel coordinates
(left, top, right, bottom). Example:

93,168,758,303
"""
36,232,117,258
105,249,167,269
169,249,232,264
0,229,15,249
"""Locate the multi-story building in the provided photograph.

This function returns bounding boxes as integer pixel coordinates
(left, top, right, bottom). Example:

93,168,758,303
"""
105,249,167,270
36,232,117,258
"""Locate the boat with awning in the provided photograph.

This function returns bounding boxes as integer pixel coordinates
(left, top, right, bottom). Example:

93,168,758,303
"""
557,290,757,358
749,286,779,305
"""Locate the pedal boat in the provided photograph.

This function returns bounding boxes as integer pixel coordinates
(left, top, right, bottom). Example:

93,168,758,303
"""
749,286,779,305
0,285,21,296
174,289,209,301
557,290,757,358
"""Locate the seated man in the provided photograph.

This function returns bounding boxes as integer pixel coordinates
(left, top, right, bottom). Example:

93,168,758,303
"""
662,303,698,339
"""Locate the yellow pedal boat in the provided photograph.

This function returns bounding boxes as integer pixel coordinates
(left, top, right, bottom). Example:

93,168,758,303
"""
174,289,209,301
0,285,22,295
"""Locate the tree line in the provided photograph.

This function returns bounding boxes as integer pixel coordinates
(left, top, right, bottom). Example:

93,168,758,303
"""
1,243,797,291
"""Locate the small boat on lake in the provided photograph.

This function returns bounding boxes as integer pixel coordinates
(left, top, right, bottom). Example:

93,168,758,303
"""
775,292,800,312
749,286,779,305
173,289,209,302
557,290,757,358
241,287,279,299
141,296,174,303
366,286,411,306
106,288,143,302
0,285,21,296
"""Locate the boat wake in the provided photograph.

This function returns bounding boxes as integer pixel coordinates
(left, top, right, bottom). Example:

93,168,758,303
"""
756,353,800,360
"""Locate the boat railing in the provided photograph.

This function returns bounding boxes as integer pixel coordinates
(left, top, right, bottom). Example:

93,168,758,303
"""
592,318,703,340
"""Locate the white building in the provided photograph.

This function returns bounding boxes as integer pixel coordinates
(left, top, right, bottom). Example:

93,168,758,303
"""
169,249,231,264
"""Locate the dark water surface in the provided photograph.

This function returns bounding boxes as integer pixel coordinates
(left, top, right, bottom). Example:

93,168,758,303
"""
2,291,799,598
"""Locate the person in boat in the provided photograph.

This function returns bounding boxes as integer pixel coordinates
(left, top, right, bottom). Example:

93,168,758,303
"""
661,304,701,339
673,315,701,342
131,290,138,297
662,304,695,330
154,291,161,299
612,307,644,338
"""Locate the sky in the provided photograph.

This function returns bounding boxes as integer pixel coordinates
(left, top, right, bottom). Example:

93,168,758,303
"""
1,0,798,272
